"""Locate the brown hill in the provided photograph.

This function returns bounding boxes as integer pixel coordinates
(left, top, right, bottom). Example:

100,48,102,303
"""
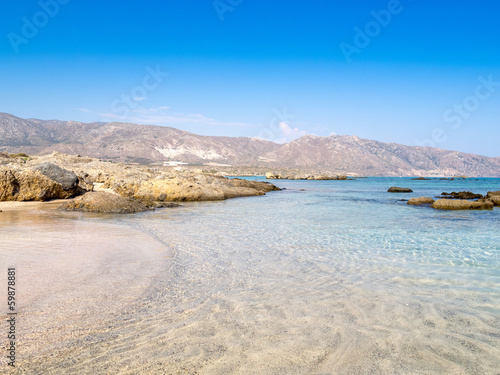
1,113,499,176
0,113,279,165
259,135,500,176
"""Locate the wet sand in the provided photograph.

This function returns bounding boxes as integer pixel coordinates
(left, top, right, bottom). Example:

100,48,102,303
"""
0,201,173,373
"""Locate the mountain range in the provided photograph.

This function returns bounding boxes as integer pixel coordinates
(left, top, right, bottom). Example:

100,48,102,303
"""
1,113,499,176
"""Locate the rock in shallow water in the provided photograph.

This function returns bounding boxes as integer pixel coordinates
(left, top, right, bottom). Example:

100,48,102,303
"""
489,196,500,206
407,197,435,206
58,191,151,214
431,199,494,210
388,187,413,193
487,190,500,198
107,174,280,202
439,191,483,200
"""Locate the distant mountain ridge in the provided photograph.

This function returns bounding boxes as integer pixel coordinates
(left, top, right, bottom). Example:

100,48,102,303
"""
1,113,499,176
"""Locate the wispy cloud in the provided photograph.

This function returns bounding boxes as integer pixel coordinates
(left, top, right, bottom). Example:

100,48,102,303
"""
99,106,259,128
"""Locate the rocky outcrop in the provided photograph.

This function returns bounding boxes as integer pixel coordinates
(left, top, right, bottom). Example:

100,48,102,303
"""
33,162,79,191
388,187,413,193
226,178,281,193
412,177,431,180
0,167,84,201
438,191,483,200
431,199,494,210
489,196,500,206
265,172,280,179
407,197,435,206
0,152,280,207
478,195,500,207
106,174,280,202
265,172,347,180
58,192,150,214
487,190,500,198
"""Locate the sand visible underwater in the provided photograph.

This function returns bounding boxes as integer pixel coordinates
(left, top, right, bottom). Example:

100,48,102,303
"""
1,178,500,375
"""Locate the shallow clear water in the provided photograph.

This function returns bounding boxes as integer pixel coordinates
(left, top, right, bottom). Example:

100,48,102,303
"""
3,178,500,374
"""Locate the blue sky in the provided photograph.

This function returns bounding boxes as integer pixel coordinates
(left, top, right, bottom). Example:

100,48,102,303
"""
1,0,499,156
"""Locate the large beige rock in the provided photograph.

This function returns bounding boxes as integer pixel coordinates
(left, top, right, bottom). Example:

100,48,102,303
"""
107,174,280,202
33,162,79,191
58,192,150,213
0,169,79,201
407,197,435,206
431,199,494,210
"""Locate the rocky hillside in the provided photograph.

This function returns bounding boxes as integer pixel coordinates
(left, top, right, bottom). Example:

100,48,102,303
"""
1,113,499,176
260,135,500,177
0,113,279,165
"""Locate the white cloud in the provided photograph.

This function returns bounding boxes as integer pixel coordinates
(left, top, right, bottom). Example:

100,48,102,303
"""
273,122,308,143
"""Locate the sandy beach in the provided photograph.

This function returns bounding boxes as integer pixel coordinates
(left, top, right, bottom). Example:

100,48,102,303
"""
0,201,173,373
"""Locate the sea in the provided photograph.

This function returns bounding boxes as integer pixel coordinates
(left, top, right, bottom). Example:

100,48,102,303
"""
2,177,500,374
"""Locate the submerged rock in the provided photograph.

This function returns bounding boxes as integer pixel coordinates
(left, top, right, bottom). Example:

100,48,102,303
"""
407,197,435,206
388,187,413,193
58,192,151,214
147,202,181,209
431,199,494,210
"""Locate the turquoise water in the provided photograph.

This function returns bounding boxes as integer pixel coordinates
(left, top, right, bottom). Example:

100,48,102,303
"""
6,178,499,374
107,177,500,374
